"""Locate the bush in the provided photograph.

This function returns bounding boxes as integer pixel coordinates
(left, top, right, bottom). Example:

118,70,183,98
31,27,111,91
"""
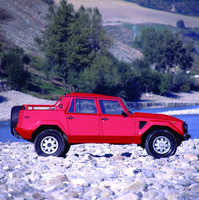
176,20,185,29
171,72,193,92
0,8,13,21
159,74,171,95
41,0,54,5
1,49,30,91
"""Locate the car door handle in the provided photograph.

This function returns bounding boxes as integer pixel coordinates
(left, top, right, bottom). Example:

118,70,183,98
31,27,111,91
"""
67,116,74,119
101,118,108,121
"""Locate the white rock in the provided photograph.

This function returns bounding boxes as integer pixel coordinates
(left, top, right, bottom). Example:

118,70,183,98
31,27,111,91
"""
115,193,139,200
124,179,147,192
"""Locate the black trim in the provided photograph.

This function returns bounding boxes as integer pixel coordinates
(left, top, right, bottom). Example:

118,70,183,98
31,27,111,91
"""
139,121,147,129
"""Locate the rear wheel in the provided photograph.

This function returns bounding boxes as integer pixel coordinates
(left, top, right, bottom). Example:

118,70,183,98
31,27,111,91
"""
10,106,22,135
61,143,71,157
34,129,65,157
145,129,177,158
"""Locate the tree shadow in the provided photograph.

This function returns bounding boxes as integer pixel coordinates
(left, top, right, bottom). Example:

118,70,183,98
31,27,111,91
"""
0,96,8,103
164,92,181,99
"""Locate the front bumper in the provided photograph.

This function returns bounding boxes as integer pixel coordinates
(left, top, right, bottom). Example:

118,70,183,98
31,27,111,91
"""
183,122,191,140
184,132,191,140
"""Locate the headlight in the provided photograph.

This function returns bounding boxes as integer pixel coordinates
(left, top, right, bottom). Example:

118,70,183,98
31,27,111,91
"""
183,122,188,133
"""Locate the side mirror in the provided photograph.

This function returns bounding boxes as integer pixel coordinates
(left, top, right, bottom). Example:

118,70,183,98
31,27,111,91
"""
121,111,128,118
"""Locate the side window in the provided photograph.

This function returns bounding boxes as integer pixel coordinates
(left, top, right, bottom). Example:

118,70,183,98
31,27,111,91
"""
99,100,124,115
68,99,74,113
76,99,97,114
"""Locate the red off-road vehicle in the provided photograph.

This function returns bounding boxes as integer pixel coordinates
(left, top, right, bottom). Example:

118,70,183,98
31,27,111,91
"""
11,93,190,158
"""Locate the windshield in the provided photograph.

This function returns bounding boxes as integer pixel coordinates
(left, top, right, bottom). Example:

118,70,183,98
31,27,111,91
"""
121,98,133,115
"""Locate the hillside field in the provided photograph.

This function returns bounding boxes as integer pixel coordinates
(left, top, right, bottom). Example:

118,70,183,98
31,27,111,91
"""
64,0,199,28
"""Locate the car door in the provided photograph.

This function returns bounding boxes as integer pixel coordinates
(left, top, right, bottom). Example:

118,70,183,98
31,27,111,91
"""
66,98,100,143
99,99,135,143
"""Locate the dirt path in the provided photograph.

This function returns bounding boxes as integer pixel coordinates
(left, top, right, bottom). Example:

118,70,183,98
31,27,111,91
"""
140,91,199,102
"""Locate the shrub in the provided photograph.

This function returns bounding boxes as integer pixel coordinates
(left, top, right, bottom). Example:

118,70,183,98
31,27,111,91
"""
176,20,185,29
41,0,54,5
171,72,193,92
159,74,171,95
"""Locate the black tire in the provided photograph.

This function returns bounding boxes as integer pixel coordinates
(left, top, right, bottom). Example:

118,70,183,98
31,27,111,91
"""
10,106,23,135
34,129,65,157
145,129,177,158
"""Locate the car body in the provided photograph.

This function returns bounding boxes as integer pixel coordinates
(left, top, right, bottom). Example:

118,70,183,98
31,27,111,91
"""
11,93,190,158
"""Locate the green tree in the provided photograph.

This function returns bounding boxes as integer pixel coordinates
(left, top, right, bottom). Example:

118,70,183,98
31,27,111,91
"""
132,59,161,94
0,43,3,74
0,43,3,57
140,28,193,73
1,48,30,90
37,0,111,92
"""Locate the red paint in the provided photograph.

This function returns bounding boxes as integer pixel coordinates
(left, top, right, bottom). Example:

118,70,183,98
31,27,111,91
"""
14,93,188,145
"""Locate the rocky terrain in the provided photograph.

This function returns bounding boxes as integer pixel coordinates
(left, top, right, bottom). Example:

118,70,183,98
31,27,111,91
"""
0,139,199,200
1,91,199,199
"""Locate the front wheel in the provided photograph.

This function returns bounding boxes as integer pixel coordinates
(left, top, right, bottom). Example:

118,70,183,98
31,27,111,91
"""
145,129,177,158
34,129,65,157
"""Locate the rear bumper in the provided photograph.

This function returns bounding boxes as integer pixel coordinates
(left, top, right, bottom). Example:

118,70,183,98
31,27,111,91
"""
12,128,22,139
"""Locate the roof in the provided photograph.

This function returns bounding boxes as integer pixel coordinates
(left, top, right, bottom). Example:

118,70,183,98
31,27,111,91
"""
66,92,117,98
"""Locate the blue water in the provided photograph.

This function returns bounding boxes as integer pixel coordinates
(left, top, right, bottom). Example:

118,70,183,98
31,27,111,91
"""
0,106,199,142
0,121,26,143
134,104,199,114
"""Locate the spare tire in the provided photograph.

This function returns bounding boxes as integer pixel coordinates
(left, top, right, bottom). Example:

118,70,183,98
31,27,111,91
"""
10,106,22,135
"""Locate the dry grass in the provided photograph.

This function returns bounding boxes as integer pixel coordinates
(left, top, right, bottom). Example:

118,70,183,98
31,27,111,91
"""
55,0,199,28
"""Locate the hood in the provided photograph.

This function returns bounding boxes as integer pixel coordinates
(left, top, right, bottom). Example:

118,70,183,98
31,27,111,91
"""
133,112,182,122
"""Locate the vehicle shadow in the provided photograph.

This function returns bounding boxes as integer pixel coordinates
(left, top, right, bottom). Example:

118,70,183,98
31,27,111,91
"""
89,153,114,158
64,152,133,159
89,152,132,158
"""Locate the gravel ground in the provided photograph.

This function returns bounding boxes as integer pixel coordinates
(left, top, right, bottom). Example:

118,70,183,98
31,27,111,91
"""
140,92,199,115
0,90,56,121
0,140,199,200
140,92,199,103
